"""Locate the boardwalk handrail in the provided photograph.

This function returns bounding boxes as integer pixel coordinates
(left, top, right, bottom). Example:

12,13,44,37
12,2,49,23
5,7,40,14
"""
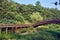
33,18,60,28
0,18,60,34
0,18,60,28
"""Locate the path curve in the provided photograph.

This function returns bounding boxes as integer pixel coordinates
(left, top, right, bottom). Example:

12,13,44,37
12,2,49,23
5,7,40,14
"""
33,18,60,28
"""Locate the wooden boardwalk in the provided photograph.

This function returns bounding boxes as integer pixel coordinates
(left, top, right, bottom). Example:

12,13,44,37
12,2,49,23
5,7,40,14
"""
0,24,32,35
33,18,60,27
0,18,60,35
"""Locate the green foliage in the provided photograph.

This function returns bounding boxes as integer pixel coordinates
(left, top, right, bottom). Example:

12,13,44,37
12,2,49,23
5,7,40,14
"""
15,13,25,23
30,12,43,22
1,24,60,40
0,0,60,24
0,19,17,24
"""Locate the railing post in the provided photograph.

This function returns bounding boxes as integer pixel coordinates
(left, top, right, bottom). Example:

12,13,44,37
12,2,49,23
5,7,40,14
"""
15,27,18,33
0,27,1,36
6,27,8,35
12,27,14,34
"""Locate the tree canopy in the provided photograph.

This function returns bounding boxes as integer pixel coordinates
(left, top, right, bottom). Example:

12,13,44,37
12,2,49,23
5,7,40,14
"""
0,0,60,24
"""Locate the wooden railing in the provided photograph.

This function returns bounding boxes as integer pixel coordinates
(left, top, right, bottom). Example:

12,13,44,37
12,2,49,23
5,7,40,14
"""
0,18,60,35
33,18,60,27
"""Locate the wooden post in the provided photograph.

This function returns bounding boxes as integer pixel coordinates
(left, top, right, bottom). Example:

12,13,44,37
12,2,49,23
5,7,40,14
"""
16,27,21,33
12,27,14,34
15,27,17,33
0,27,1,36
6,27,8,35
